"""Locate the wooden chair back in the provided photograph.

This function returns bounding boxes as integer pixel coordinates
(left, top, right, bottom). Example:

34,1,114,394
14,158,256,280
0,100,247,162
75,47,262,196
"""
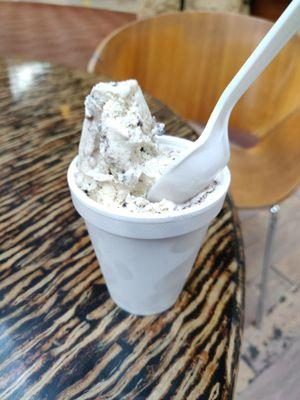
89,12,300,138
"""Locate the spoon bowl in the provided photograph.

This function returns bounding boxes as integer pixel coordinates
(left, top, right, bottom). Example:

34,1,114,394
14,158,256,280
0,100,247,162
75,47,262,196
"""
148,0,300,203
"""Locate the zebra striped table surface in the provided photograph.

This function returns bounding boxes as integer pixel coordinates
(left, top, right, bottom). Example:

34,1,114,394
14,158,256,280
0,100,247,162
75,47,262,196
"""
0,59,244,400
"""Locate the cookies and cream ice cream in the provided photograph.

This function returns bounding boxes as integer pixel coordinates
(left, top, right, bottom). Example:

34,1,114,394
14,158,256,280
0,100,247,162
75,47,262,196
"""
75,80,215,213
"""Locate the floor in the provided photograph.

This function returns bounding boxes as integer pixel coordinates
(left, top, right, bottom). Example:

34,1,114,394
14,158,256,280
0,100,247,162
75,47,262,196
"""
14,0,138,13
0,2,299,398
237,188,300,399
0,2,135,70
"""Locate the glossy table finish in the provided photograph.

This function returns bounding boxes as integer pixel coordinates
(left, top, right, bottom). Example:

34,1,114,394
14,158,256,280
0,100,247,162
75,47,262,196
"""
0,59,244,400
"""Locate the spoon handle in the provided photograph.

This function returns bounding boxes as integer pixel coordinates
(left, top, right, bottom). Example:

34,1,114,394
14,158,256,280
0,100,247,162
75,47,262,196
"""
204,0,300,137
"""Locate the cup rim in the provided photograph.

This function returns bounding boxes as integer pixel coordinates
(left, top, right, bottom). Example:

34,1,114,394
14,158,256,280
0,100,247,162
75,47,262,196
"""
67,136,230,224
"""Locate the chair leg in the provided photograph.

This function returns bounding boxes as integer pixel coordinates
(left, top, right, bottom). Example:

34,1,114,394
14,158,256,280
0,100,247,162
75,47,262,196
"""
256,204,280,329
180,0,186,11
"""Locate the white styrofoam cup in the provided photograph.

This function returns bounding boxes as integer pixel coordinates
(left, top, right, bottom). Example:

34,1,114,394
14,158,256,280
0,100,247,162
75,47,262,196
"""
67,136,230,315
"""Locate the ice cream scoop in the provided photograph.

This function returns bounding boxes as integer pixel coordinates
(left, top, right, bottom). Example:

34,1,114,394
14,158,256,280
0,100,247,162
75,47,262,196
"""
148,0,300,204
76,79,204,214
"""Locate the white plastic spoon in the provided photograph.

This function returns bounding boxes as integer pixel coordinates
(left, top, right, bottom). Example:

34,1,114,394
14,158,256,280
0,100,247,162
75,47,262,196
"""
148,0,300,204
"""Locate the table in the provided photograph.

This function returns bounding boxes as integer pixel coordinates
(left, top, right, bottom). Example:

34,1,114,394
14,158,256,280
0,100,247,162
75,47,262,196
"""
0,59,244,400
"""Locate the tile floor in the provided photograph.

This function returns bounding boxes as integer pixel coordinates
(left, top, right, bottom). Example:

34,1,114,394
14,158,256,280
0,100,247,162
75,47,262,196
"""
237,187,300,398
0,2,135,70
15,0,138,13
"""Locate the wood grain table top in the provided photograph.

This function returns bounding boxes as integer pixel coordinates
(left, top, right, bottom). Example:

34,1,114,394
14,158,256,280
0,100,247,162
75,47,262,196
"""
0,58,244,400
